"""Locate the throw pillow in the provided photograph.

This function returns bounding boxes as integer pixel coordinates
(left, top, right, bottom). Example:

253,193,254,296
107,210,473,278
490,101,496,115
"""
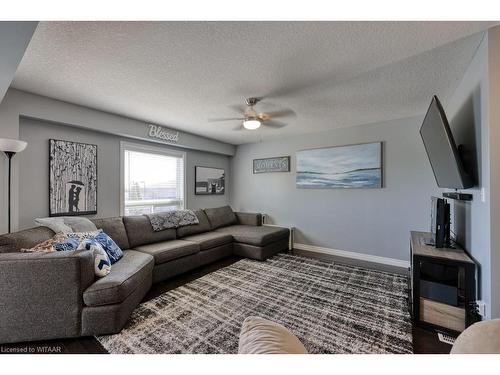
66,230,102,241
77,239,111,277
62,217,98,232
34,217,98,233
20,233,68,253
92,231,124,264
53,238,80,252
34,217,73,233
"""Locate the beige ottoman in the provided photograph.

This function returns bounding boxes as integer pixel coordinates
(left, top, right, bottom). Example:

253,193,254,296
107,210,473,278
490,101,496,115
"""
238,316,308,354
451,319,500,354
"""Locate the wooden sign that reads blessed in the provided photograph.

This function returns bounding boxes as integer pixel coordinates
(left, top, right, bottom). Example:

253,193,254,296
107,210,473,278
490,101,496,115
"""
147,124,180,143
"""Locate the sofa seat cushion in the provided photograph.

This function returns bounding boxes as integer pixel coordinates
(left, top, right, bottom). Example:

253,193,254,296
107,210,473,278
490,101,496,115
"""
183,232,233,251
133,240,200,264
216,225,289,247
83,250,154,307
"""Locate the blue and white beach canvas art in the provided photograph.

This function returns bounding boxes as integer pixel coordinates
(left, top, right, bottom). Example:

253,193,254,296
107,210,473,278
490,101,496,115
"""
296,142,382,189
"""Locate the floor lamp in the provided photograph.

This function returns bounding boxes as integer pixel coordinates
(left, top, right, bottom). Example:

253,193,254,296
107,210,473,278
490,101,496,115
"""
0,138,27,233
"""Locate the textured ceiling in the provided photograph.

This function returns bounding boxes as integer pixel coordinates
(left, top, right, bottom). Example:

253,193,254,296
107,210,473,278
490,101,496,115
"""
12,21,496,145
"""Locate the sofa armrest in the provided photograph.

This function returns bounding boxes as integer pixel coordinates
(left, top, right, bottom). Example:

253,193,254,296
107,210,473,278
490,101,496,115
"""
0,250,95,344
235,212,262,226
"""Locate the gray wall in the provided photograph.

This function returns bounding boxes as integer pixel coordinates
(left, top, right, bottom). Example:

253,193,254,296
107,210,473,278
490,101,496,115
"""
488,26,500,320
444,33,493,318
18,117,230,229
230,116,440,262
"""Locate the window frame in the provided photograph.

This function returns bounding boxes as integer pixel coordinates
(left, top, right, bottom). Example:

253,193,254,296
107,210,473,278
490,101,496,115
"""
120,141,187,216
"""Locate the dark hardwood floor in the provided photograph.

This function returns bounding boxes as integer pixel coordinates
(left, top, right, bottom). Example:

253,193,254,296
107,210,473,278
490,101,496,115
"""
0,252,452,354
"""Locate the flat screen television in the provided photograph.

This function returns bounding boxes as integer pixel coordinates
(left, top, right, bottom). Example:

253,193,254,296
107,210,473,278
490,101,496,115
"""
420,95,473,189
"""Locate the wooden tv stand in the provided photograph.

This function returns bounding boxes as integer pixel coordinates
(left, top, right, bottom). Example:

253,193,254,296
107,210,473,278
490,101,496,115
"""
409,231,478,335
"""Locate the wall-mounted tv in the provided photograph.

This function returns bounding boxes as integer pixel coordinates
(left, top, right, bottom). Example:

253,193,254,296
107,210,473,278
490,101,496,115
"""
420,95,473,189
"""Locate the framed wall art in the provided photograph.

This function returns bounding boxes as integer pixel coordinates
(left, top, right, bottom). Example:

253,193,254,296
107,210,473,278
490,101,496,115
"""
296,142,382,189
195,166,225,195
49,139,98,216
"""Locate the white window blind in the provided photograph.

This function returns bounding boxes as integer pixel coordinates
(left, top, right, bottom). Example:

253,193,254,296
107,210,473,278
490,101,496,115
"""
122,144,185,216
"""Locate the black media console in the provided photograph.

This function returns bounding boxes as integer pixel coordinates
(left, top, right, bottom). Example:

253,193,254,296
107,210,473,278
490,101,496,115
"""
409,231,479,336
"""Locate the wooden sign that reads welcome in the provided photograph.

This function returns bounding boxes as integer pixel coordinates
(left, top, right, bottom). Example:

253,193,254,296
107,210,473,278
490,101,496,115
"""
253,156,290,174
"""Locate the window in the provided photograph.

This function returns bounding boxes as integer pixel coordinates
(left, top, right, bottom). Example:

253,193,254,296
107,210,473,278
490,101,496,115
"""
121,142,186,216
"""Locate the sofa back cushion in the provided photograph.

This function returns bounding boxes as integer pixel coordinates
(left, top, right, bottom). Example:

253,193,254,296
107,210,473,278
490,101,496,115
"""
176,210,211,238
204,206,237,230
91,217,130,250
123,215,176,248
0,226,56,253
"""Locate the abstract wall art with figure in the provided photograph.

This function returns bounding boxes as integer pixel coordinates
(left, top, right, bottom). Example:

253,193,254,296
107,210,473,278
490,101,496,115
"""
195,166,225,195
49,139,97,216
296,142,382,189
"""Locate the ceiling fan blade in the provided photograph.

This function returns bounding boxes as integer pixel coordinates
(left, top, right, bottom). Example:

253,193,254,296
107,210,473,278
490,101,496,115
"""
264,120,287,129
208,117,245,122
228,104,247,114
259,109,296,121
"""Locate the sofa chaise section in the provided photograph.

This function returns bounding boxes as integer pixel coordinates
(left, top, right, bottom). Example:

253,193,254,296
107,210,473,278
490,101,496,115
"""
204,206,290,260
83,250,153,307
81,250,154,336
215,224,290,260
215,224,289,247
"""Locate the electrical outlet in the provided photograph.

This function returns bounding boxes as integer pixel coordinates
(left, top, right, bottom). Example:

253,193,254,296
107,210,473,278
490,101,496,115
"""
476,300,487,318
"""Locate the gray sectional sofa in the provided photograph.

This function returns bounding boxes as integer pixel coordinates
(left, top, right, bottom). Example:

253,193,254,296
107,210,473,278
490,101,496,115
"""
0,206,289,344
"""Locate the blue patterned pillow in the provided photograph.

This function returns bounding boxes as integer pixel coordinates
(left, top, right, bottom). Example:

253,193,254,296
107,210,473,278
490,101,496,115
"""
53,238,80,252
77,239,111,277
93,231,123,264
66,229,102,241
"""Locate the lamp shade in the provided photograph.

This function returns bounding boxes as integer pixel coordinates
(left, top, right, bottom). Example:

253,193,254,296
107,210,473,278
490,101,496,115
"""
0,138,28,153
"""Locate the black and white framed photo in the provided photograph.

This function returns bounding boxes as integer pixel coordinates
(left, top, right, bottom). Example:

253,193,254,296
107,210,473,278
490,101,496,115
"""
49,139,98,216
195,166,225,195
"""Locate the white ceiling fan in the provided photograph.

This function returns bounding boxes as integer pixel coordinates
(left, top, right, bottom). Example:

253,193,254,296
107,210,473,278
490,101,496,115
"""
209,97,296,130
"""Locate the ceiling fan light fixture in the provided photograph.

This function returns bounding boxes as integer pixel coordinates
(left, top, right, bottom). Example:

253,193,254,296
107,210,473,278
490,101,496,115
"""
243,119,261,130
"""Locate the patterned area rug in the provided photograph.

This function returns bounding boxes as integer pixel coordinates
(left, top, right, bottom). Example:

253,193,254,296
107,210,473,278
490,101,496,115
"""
97,254,413,354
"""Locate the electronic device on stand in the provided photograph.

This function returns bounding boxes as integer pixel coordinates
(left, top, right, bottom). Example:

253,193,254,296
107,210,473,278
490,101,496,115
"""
426,197,451,248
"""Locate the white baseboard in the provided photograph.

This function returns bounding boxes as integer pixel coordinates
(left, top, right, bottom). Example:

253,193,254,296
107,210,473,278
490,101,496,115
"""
293,243,410,269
